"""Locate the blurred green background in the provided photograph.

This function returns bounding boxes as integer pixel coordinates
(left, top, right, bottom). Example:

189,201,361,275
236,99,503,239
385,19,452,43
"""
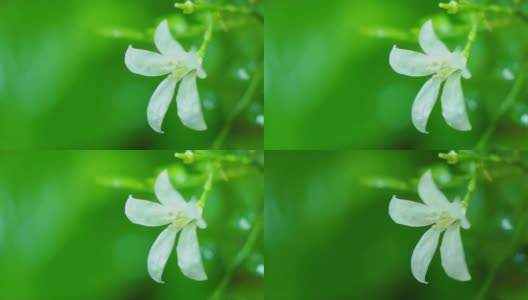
0,151,263,300
266,150,528,299
266,0,528,149
0,0,263,149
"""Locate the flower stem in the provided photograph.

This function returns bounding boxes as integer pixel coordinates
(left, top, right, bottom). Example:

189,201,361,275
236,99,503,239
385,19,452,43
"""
211,63,263,149
198,17,214,59
476,65,526,149
175,1,263,22
208,211,263,300
198,165,214,208
475,203,528,300
439,0,513,15
461,175,477,208
462,16,478,58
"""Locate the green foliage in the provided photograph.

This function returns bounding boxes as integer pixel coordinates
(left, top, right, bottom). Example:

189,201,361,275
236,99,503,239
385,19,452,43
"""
266,150,528,300
0,150,263,300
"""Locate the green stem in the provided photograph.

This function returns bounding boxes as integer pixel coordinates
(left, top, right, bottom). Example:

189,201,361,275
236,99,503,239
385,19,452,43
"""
461,175,477,208
440,0,513,15
175,1,263,22
462,16,478,58
212,63,263,149
197,166,214,208
209,211,264,300
198,17,214,58
476,66,526,149
439,0,528,22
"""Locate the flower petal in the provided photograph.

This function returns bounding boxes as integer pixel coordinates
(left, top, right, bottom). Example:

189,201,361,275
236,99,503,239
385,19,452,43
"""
125,195,172,227
147,77,178,133
155,20,186,59
176,73,207,131
389,196,436,227
440,224,471,281
155,170,186,210
419,20,451,58
125,46,172,77
418,170,450,210
148,226,179,283
411,227,441,284
389,46,435,77
177,223,207,281
441,73,472,131
412,77,442,133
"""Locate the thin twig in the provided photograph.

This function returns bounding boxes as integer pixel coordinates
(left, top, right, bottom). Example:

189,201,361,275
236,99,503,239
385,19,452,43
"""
208,211,263,300
476,66,526,149
212,63,263,149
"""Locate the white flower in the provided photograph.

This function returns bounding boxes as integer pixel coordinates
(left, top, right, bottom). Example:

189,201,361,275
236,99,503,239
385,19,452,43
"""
125,20,208,133
125,170,207,283
388,170,471,283
389,20,472,133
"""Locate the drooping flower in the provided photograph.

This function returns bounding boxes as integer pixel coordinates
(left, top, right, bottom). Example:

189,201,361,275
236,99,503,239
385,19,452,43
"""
125,20,207,133
389,20,472,133
388,170,471,283
125,170,207,283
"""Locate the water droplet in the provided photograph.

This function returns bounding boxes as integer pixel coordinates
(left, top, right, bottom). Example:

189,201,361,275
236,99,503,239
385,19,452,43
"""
256,114,264,126
237,68,250,81
501,217,514,231
512,252,526,265
520,114,528,126
467,98,479,111
239,218,251,231
502,68,515,81
256,264,265,276
203,97,217,110
203,247,215,260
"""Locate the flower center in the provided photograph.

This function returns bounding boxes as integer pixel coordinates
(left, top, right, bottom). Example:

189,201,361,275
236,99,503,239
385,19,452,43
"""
429,61,458,80
168,211,194,229
431,210,459,231
168,61,194,80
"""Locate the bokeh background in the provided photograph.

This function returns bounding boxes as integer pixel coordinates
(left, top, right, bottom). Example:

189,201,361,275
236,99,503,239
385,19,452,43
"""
266,0,528,149
266,150,528,299
0,151,263,300
0,0,263,149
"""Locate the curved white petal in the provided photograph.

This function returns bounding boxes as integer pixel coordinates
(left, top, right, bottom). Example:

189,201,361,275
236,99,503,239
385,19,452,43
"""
125,46,172,77
441,73,472,131
412,77,442,133
177,224,207,281
418,170,450,210
148,226,179,283
147,77,178,133
389,196,436,227
155,20,186,59
419,20,451,58
389,46,435,77
411,227,442,284
176,74,207,131
440,225,471,281
125,196,172,227
155,170,186,210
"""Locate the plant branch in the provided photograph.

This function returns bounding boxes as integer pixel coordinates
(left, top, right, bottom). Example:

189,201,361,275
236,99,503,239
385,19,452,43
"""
209,211,263,300
212,63,263,149
476,66,527,149
475,203,528,299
